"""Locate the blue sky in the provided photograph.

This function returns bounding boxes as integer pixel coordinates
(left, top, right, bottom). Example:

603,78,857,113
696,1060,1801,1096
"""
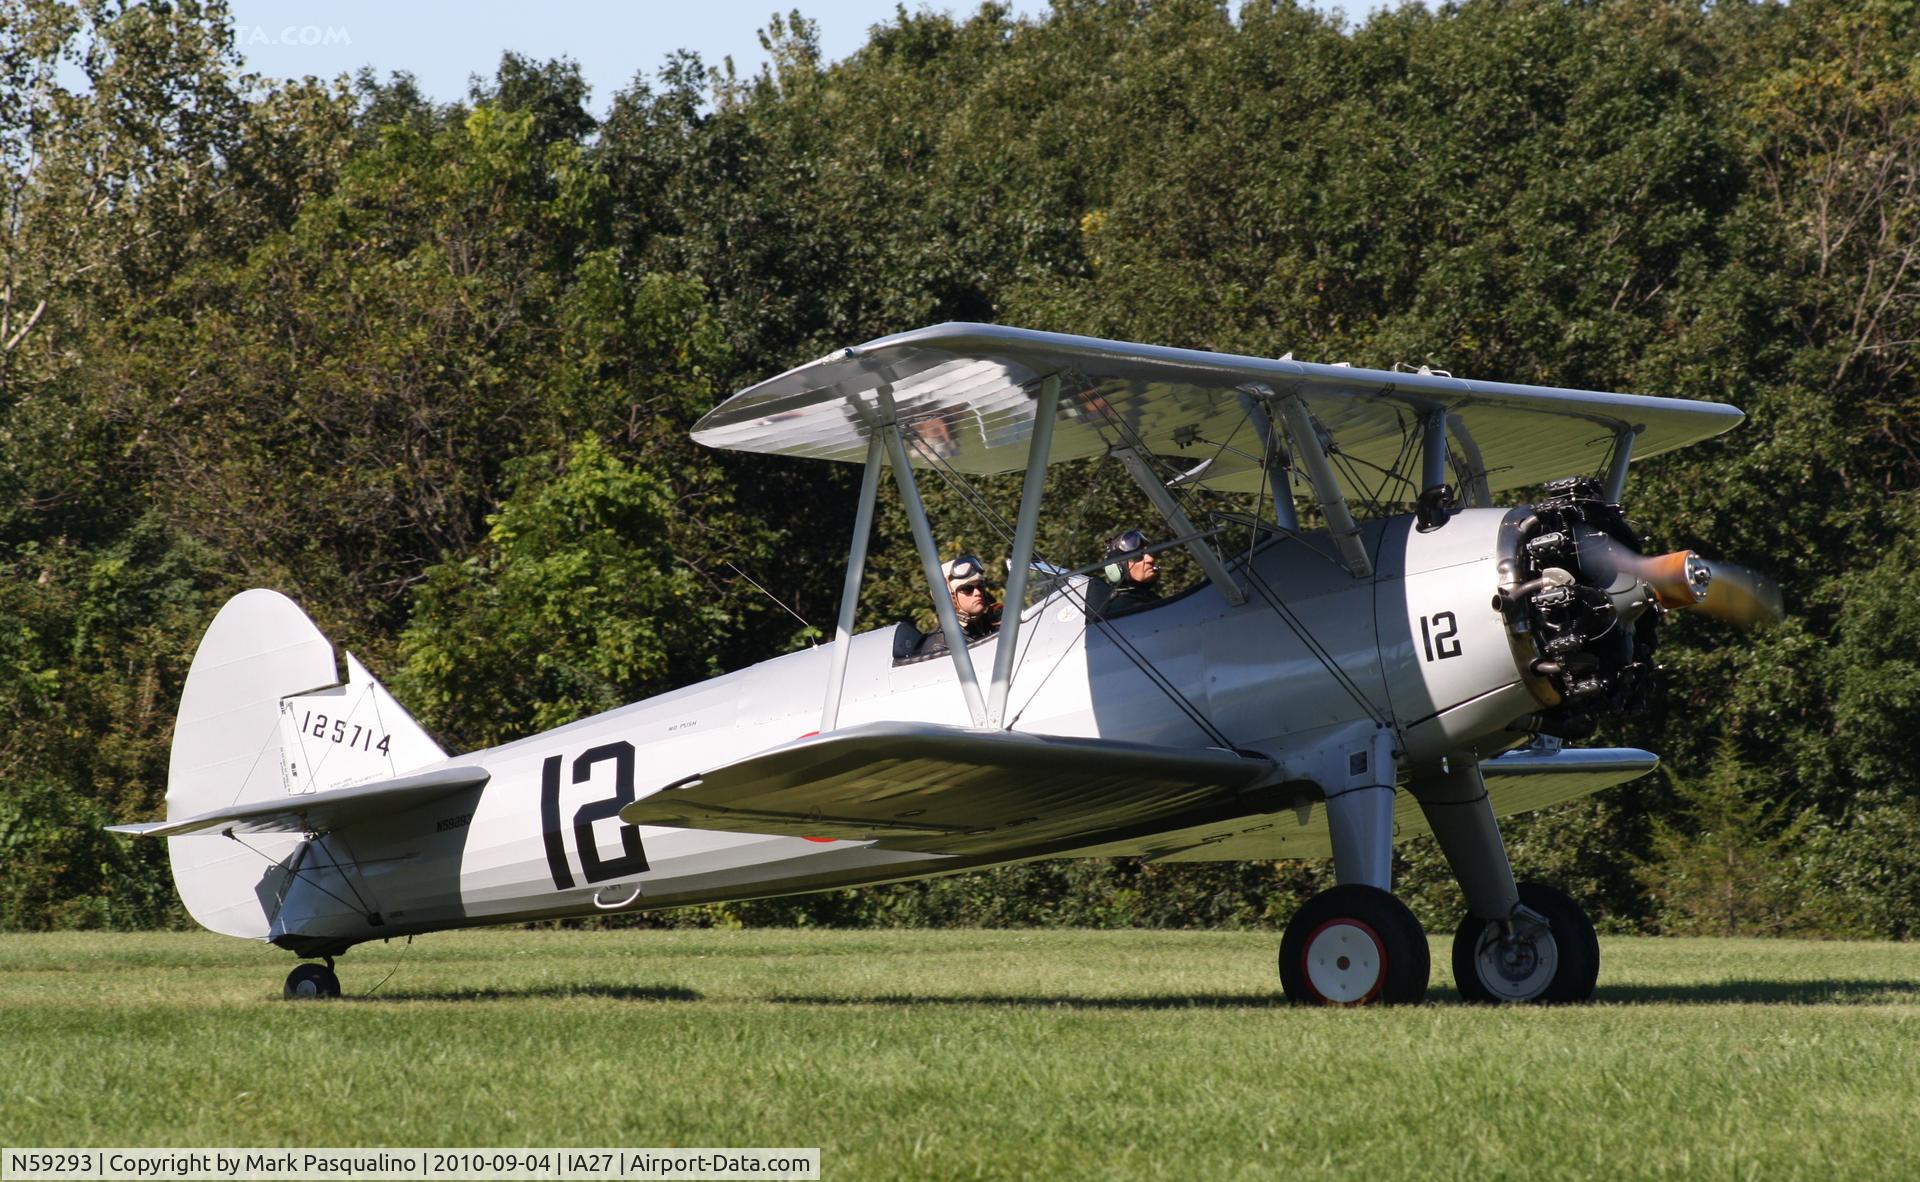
222,1,1057,111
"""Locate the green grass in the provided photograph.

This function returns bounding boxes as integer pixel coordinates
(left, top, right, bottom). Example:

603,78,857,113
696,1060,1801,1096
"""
4,929,1920,1178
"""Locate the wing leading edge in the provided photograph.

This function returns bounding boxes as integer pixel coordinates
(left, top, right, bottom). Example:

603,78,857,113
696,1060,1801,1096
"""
618,722,1283,856
1076,744,1659,862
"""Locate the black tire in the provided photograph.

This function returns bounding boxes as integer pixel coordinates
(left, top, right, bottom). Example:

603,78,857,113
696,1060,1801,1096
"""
284,962,341,1000
1451,881,1599,1004
1279,884,1430,1006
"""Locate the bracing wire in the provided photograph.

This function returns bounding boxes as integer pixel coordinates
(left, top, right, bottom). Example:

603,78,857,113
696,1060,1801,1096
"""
1085,391,1389,730
224,830,374,920
672,514,818,636
1331,414,1421,516
1246,406,1277,570
362,934,413,997
1238,562,1388,728
902,429,1235,748
719,559,816,633
222,830,414,998
904,432,1020,547
312,833,378,919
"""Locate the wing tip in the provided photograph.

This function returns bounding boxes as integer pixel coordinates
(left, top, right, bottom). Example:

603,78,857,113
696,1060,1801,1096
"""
104,821,174,838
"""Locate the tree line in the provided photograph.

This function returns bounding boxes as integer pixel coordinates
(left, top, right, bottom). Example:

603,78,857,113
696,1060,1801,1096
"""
1,0,1916,936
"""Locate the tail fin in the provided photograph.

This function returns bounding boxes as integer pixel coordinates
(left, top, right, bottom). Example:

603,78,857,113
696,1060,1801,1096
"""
165,590,445,938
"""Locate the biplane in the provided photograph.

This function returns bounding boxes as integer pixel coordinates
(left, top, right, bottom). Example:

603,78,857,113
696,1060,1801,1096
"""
111,323,1770,1005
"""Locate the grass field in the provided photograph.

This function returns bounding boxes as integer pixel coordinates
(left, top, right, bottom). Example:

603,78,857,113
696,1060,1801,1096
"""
4,929,1919,1179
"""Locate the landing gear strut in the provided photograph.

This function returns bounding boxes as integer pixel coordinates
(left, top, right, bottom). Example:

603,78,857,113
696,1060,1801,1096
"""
1408,761,1598,1003
1279,884,1430,1006
1452,881,1598,1004
1281,731,1430,1006
284,958,341,1000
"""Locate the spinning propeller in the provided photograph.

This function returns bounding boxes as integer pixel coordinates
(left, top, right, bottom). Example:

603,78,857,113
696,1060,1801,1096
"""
1576,536,1784,629
1496,477,1785,738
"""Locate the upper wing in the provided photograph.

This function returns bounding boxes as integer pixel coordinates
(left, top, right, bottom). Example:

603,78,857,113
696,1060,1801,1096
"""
108,763,491,838
618,722,1281,856
691,322,1743,494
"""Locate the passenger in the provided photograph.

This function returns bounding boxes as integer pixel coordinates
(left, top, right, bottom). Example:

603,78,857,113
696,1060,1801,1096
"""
949,556,1003,639
1095,528,1162,618
892,553,1002,660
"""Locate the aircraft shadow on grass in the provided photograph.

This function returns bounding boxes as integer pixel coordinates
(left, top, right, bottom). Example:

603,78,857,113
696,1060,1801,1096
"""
771,993,1294,1010
1588,978,1920,1006
771,978,1920,1009
345,983,704,1003
323,980,1919,1007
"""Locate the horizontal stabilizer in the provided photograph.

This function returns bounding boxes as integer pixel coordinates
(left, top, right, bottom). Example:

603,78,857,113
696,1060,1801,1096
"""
620,722,1277,855
110,763,490,838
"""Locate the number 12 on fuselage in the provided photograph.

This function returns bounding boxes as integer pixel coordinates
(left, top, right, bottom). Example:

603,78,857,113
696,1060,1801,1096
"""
1420,611,1462,662
539,741,650,890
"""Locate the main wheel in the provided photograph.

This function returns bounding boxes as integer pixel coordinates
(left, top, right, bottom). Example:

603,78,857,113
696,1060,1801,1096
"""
1279,884,1430,1006
1452,881,1599,1004
283,962,341,1000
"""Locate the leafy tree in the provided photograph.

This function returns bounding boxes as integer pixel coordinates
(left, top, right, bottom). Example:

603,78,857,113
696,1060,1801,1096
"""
1,0,257,928
0,512,216,929
1637,738,1819,936
395,435,732,749
1794,793,1920,939
5,0,1920,934
474,51,598,148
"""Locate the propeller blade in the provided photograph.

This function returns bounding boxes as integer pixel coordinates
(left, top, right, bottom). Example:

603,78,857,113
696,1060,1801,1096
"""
1694,560,1784,627
1636,549,1712,610
1576,537,1782,627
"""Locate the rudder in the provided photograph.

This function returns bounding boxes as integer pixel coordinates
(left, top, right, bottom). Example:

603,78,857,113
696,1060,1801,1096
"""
165,590,444,938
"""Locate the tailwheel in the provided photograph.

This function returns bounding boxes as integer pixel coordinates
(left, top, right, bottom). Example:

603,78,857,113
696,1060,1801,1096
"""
284,960,341,1001
1452,881,1599,1004
1279,884,1431,1006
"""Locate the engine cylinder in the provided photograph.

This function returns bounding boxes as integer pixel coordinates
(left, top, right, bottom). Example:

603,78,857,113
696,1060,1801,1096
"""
1495,478,1660,739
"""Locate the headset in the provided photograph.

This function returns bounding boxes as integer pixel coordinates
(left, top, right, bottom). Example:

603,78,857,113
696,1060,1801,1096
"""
1103,529,1149,585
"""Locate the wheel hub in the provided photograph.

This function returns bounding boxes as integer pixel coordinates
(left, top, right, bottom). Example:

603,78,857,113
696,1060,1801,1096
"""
1473,924,1559,1001
1304,919,1386,1005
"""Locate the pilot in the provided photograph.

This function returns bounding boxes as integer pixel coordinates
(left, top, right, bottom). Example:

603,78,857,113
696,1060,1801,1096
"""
892,553,1002,660
1093,528,1162,618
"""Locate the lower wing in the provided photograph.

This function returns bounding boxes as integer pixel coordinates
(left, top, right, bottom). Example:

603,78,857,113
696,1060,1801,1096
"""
619,722,1283,857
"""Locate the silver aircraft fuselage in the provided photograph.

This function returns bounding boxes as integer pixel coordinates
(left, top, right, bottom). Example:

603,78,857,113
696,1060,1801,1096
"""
266,510,1539,954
